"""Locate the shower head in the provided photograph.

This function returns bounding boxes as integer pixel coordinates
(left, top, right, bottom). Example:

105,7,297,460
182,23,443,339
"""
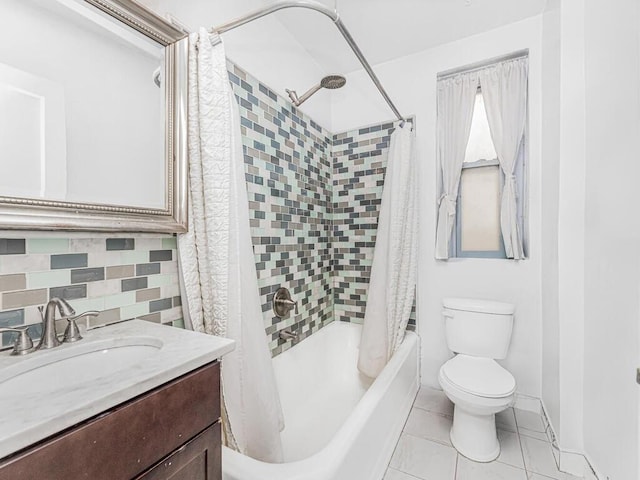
286,74,346,106
320,75,346,89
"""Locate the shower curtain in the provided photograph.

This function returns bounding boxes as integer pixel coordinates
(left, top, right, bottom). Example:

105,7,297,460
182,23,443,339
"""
357,124,417,379
177,28,284,463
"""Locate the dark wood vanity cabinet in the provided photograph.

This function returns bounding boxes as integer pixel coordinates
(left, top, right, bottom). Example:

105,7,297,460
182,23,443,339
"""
0,362,222,480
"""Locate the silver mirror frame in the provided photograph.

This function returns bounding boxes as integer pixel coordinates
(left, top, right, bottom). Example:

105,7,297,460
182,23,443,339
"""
0,0,189,233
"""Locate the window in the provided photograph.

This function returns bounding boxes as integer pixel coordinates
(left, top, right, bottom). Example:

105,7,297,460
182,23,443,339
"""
435,55,528,260
452,88,526,258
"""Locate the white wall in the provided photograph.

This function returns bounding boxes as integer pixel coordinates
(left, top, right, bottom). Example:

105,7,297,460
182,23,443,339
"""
331,17,545,398
540,0,561,432
539,1,640,476
554,0,588,463
582,0,640,477
138,0,333,128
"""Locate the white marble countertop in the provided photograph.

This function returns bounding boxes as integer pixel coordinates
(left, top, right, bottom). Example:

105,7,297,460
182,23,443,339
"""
0,320,234,460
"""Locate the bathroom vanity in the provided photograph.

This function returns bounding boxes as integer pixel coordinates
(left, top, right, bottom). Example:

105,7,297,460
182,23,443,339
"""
0,321,234,480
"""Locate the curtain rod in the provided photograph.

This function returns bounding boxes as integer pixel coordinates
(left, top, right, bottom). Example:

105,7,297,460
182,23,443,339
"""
437,49,529,81
208,0,406,124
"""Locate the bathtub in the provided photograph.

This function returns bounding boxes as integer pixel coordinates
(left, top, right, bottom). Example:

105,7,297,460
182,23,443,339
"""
222,321,420,480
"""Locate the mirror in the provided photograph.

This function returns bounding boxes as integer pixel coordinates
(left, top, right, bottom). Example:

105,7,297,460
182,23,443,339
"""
0,0,188,232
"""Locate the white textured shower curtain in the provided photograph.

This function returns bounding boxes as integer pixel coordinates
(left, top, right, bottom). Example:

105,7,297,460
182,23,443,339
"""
177,29,284,463
357,124,417,379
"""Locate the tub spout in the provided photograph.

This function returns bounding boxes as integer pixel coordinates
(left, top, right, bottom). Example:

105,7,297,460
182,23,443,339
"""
279,329,299,341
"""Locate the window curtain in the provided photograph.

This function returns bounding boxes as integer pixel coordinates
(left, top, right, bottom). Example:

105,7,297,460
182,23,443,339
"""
434,73,479,259
177,29,284,463
478,57,528,259
357,124,417,379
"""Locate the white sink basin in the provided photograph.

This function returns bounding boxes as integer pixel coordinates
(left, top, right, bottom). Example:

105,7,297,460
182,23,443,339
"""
0,319,235,460
0,337,163,395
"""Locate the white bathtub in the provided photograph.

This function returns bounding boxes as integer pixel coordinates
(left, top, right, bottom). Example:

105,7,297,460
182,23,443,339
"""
222,321,420,480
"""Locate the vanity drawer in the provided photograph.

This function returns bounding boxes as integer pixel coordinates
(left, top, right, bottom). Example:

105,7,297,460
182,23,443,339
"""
0,361,220,480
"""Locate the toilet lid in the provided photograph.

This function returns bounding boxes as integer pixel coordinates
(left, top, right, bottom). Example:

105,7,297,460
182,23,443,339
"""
441,355,516,398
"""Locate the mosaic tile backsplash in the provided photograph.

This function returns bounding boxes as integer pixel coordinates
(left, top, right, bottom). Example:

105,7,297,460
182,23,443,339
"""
0,61,415,356
0,236,182,348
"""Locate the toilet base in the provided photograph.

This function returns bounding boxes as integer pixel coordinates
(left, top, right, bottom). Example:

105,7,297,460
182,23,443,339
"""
450,406,500,462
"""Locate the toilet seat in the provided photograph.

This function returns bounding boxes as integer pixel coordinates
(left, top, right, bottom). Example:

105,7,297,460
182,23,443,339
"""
441,355,516,398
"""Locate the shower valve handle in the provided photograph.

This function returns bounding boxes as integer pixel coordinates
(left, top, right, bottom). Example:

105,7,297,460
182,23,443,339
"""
272,287,298,317
280,298,298,315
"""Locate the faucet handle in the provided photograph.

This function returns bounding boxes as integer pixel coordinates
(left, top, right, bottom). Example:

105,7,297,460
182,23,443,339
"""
63,310,99,343
0,325,35,356
62,318,82,343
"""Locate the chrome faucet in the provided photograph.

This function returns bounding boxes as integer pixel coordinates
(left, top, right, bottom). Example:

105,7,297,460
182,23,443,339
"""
0,299,100,355
37,297,75,350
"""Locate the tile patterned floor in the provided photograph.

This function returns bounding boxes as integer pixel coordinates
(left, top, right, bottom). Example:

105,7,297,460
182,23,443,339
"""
385,387,583,480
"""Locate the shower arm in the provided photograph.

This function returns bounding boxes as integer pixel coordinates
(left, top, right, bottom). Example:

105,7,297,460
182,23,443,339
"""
208,0,406,124
287,83,323,106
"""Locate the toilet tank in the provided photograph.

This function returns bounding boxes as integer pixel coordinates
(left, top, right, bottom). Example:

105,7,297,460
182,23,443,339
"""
442,297,515,359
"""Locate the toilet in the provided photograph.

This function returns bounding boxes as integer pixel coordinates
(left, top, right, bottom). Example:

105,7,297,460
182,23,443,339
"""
438,297,516,462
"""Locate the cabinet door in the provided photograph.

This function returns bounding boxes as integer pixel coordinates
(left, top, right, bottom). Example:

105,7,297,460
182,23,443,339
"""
136,423,221,480
0,362,220,480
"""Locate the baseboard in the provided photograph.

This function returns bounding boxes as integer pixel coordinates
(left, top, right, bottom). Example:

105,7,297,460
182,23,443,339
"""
559,450,589,477
514,393,543,413
539,399,603,479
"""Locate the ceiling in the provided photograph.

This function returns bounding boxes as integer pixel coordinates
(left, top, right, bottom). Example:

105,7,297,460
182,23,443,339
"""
261,0,547,74
136,0,548,76
133,0,548,129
